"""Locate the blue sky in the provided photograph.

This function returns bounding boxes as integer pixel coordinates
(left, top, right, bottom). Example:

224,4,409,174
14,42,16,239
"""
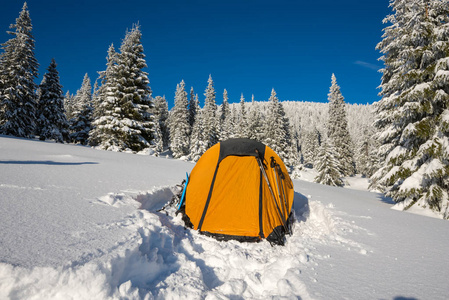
1,0,391,107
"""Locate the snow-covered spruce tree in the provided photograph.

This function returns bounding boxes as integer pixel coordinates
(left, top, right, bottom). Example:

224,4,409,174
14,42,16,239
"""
109,24,154,152
188,87,197,128
201,75,219,150
263,89,295,166
302,129,321,168
36,59,68,142
0,2,38,137
189,108,207,162
247,95,264,142
292,126,302,165
153,95,170,148
236,93,249,138
315,139,343,186
169,80,190,158
327,74,355,176
355,125,379,177
91,78,102,120
219,89,233,141
230,104,238,137
372,0,449,217
69,73,93,145
88,44,120,148
151,121,163,153
300,131,312,167
64,91,75,122
285,125,299,167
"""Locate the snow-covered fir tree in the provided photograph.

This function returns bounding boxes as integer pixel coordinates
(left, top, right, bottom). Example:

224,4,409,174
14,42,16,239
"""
285,128,299,167
91,79,102,120
64,91,75,122
230,104,238,135
69,73,93,145
315,139,343,187
263,89,295,166
301,128,321,168
247,95,263,142
152,120,163,153
263,89,282,150
169,80,190,158
153,96,170,148
219,89,233,141
189,108,207,162
327,74,355,176
95,25,155,152
372,0,449,218
0,2,38,137
35,59,68,142
88,44,120,149
201,75,219,150
355,124,379,177
188,87,197,128
114,24,155,152
236,93,249,138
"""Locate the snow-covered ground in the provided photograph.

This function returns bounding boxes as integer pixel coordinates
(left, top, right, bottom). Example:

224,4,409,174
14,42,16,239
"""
1,135,448,299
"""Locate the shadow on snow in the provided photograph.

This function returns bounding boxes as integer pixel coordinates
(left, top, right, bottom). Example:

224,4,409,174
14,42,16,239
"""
0,160,98,166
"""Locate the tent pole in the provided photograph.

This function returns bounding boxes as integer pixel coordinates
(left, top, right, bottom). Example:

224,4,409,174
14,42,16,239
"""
255,150,288,234
271,157,287,222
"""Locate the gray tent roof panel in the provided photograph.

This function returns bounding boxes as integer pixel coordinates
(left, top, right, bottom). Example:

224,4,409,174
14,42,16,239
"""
218,138,266,162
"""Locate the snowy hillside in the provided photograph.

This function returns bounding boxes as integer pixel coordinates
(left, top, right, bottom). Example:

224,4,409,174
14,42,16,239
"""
1,136,448,299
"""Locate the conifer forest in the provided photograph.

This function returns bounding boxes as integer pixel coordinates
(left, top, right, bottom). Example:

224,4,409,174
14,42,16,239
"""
1,1,448,219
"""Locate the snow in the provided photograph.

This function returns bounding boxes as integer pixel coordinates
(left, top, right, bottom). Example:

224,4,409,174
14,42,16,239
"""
399,159,444,194
386,145,408,162
342,174,370,191
434,69,449,83
442,108,449,123
1,135,449,299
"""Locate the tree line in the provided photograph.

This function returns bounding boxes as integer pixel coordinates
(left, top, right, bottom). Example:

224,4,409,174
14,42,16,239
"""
0,2,356,173
1,1,448,218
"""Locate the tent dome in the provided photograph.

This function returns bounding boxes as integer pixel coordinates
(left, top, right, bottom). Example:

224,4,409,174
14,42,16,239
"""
180,138,294,245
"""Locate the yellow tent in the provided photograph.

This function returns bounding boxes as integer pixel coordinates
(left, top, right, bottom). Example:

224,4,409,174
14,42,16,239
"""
179,138,294,245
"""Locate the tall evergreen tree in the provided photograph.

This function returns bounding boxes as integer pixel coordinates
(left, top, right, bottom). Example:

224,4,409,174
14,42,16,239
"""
230,104,238,137
0,2,38,137
152,122,163,153
302,129,321,168
153,95,170,148
292,125,302,165
69,73,93,145
91,78,101,121
189,108,207,162
356,125,379,177
372,0,449,218
247,95,263,141
219,89,233,141
88,44,120,148
188,87,197,128
327,74,355,176
315,139,343,187
113,24,154,152
263,89,294,165
64,91,75,122
236,93,249,138
36,59,68,142
169,80,190,158
201,75,219,150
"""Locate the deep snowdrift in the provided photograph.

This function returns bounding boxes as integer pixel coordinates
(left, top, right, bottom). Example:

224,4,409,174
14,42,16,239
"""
1,136,448,299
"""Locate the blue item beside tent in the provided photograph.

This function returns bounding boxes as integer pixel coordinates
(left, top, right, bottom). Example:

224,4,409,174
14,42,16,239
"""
177,172,189,210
